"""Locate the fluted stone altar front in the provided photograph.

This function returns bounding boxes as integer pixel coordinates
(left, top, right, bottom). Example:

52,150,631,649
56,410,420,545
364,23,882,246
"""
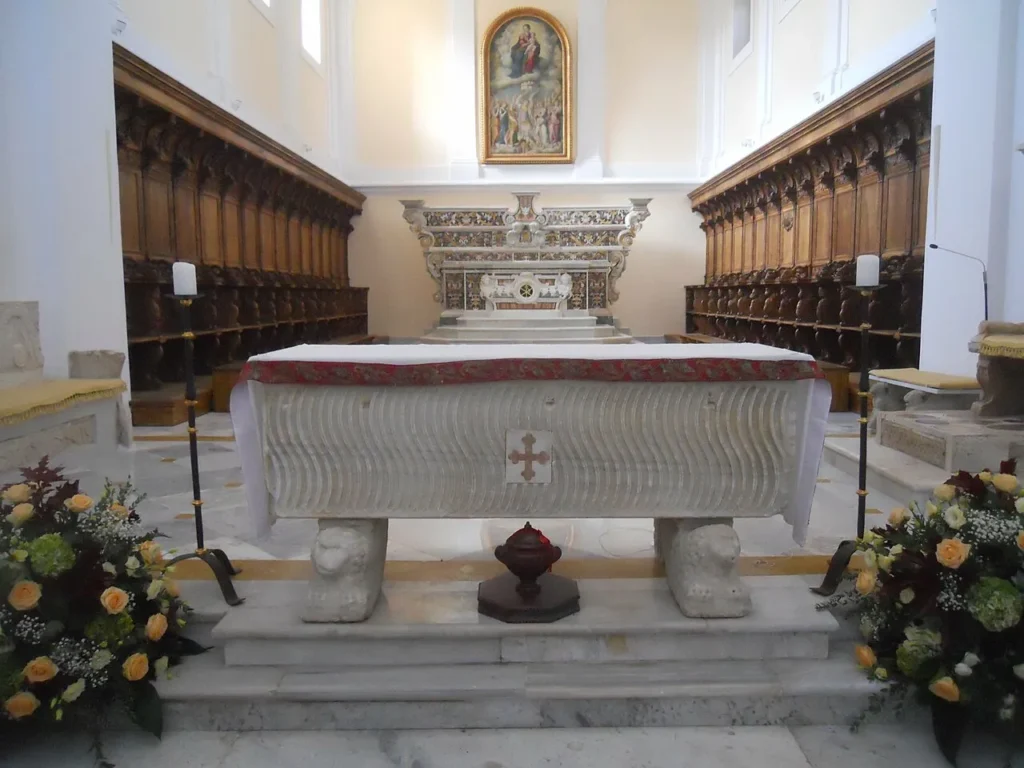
231,344,831,622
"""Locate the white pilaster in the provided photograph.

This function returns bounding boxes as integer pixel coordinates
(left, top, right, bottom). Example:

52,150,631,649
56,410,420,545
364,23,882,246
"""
697,0,724,177
755,0,774,141
0,0,128,383
205,0,233,105
328,0,356,175
446,0,480,180
573,0,607,179
277,0,303,148
816,0,848,104
920,0,1020,375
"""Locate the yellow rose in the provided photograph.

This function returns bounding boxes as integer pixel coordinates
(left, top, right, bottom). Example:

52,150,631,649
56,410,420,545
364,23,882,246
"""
926,501,940,517
856,569,878,596
929,676,960,703
145,613,168,642
164,580,180,599
22,657,58,684
1,484,32,504
934,484,956,502
99,586,129,615
138,541,164,567
1017,532,1024,551
7,580,41,611
3,691,40,719
6,503,34,526
109,503,129,518
936,538,971,569
979,471,993,484
888,507,909,527
994,474,1019,493
122,653,149,682
874,667,889,681
64,494,94,513
854,644,877,669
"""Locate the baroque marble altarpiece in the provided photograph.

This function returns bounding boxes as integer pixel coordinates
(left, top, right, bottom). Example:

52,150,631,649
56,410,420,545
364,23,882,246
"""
401,194,651,313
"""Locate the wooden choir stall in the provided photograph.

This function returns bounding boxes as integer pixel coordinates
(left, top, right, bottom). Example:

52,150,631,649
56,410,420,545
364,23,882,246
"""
684,42,934,401
113,45,372,426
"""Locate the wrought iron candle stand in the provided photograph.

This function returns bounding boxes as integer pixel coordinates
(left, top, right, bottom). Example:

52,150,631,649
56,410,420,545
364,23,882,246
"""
812,285,881,596
166,296,244,606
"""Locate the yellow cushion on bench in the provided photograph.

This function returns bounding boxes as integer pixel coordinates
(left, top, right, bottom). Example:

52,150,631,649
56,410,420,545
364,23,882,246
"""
978,334,1024,361
0,379,126,427
871,368,979,390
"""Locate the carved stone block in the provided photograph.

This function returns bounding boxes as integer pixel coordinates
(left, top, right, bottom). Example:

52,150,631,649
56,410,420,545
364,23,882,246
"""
0,302,44,388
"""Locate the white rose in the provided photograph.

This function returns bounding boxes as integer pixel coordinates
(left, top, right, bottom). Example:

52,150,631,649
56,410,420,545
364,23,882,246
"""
862,550,877,569
154,656,169,679
944,506,967,530
899,588,915,605
146,580,164,600
889,544,905,556
101,562,117,575
125,556,140,572
61,678,86,703
90,649,113,670
926,501,940,517
954,663,972,677
1013,663,1024,680
963,652,981,668
1016,497,1024,515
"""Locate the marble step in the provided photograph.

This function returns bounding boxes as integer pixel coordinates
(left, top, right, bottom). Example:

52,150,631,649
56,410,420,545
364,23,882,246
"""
428,325,619,339
211,578,837,668
822,436,948,508
457,316,600,328
420,334,635,344
156,648,880,731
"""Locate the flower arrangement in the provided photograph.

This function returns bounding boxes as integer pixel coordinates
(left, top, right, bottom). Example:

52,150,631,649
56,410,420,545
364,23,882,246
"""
0,459,204,746
836,459,1024,764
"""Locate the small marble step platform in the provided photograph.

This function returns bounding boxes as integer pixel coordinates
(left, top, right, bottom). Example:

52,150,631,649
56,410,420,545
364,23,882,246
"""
822,436,948,507
878,410,1024,473
159,577,877,731
421,309,635,344
213,579,836,667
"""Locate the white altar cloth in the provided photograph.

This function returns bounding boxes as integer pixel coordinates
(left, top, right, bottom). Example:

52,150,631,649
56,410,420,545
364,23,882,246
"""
231,343,831,544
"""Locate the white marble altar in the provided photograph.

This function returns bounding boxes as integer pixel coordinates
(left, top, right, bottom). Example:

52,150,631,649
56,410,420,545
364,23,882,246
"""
231,343,831,623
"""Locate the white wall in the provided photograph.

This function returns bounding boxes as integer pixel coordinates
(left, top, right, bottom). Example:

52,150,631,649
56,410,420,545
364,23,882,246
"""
700,0,937,175
0,0,128,383
113,0,336,175
920,0,1022,376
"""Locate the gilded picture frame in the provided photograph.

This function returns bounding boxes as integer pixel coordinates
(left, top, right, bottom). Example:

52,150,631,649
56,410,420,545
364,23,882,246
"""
479,7,574,165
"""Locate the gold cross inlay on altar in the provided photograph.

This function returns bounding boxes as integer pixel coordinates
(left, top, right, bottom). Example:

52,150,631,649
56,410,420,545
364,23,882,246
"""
505,430,553,484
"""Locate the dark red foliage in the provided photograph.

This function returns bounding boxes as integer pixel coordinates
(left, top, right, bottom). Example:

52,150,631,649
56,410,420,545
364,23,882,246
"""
1001,458,1018,475
945,470,986,499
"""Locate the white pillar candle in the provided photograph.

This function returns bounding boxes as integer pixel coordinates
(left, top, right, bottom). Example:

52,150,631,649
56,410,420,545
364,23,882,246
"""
855,254,880,287
172,261,197,296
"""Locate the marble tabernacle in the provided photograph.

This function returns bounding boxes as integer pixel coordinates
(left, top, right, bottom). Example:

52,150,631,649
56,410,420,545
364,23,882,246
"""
230,344,831,622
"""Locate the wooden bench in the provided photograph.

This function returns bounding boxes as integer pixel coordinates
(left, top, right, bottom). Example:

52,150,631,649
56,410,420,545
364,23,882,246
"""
664,332,850,411
211,335,385,413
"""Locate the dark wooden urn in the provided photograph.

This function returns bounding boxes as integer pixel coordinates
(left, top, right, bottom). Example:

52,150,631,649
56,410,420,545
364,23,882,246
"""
477,522,580,623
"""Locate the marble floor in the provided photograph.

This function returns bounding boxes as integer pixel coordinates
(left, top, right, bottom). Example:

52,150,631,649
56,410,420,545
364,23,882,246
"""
0,412,894,565
4,725,1021,767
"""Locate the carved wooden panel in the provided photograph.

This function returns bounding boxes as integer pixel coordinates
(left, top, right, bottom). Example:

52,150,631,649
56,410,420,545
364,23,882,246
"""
685,43,933,372
113,44,368,407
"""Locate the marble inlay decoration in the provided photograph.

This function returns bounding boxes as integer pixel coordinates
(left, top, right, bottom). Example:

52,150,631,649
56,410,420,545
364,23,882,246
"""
401,193,651,309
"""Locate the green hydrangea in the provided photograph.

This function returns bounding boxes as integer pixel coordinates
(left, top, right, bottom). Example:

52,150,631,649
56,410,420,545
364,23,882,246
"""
85,612,135,647
968,577,1024,632
896,627,942,679
27,533,76,577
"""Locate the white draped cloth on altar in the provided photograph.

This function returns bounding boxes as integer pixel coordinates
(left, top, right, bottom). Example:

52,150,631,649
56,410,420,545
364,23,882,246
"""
230,343,832,543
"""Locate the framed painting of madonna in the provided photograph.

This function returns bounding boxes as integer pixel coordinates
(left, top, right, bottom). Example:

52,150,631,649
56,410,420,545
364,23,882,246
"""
480,8,573,164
